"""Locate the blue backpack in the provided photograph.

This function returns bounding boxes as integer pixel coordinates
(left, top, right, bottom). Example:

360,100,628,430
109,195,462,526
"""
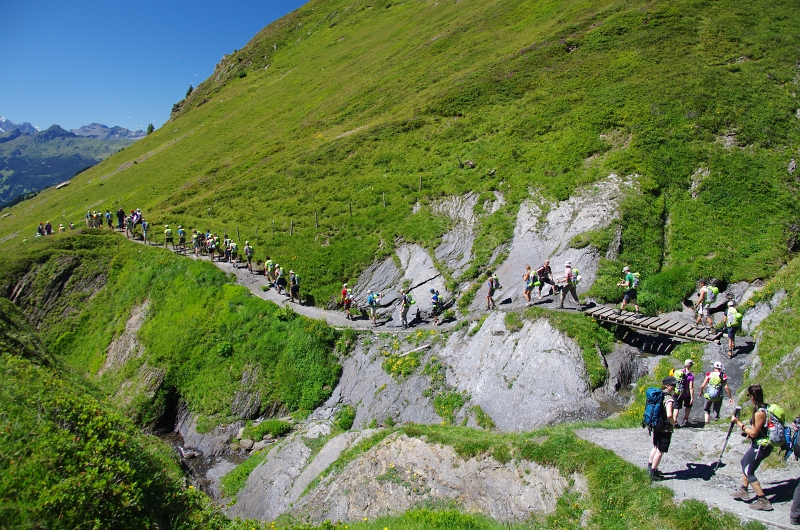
642,387,668,432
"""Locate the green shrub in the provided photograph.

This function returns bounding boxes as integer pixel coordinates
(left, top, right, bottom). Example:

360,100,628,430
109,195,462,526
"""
468,314,488,337
433,392,465,424
243,419,292,440
504,312,523,333
334,405,356,430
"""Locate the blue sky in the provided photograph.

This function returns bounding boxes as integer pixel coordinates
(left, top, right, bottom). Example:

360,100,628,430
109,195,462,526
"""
1,0,306,132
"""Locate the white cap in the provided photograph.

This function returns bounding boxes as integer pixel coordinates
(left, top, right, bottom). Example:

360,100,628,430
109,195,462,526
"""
714,361,722,369
684,359,694,366
565,260,571,266
623,266,630,272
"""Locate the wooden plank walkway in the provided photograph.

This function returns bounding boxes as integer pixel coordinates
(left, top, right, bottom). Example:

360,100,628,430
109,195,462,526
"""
584,304,722,343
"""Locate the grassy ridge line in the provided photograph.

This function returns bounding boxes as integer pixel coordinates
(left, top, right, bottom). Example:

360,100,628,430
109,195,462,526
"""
0,0,798,313
0,232,342,431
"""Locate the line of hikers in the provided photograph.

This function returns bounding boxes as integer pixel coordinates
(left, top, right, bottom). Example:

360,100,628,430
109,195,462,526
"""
644,369,800,520
335,285,443,328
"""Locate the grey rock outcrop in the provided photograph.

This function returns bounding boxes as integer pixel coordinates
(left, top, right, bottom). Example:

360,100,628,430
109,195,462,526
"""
437,312,603,430
230,365,261,419
432,192,478,278
471,174,632,312
99,300,149,376
289,433,569,523
225,434,312,521
324,337,440,428
177,405,243,457
352,243,449,325
742,289,785,335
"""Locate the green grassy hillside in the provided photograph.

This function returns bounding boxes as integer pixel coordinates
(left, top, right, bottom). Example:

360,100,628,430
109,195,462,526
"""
0,231,342,430
0,0,798,310
0,299,232,530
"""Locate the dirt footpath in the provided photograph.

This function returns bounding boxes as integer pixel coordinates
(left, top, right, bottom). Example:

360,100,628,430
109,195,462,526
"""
576,426,799,529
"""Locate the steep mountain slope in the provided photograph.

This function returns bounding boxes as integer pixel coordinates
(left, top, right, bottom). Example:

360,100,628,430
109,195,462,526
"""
0,0,798,310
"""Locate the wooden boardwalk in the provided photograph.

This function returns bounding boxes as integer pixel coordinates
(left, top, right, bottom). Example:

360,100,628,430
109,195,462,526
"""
583,304,722,343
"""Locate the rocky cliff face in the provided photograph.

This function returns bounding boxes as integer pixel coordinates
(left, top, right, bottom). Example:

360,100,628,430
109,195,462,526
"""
228,430,579,524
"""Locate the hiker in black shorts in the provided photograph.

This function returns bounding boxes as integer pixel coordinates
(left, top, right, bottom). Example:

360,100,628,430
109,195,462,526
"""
731,384,776,511
673,359,695,427
536,260,555,300
649,376,677,480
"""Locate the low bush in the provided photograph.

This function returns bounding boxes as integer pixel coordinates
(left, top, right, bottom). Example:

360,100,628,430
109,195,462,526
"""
243,419,292,440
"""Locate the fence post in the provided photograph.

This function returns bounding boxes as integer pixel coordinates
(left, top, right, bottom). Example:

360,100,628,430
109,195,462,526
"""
383,192,386,208
419,175,422,192
349,202,352,217
272,219,274,236
290,220,293,236
315,212,318,229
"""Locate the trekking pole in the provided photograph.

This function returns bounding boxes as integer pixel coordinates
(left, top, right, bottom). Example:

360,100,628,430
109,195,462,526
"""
714,406,742,470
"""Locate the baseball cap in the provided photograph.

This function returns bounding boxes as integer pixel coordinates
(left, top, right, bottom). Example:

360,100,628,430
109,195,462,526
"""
623,266,630,272
684,359,694,366
662,376,678,386
565,260,572,266
714,361,722,369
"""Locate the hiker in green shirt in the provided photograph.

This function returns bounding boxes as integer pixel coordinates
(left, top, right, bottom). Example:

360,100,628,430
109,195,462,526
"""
616,266,640,315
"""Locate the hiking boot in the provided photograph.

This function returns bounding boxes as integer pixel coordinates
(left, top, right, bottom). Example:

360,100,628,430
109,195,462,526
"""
731,486,752,501
748,496,773,511
681,419,689,427
649,468,663,481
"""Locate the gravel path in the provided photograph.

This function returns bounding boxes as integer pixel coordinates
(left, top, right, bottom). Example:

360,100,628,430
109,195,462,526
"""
132,237,588,331
576,425,798,529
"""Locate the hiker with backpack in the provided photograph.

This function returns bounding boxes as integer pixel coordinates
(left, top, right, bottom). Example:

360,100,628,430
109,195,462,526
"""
558,261,580,310
522,265,534,306
731,384,786,511
724,300,743,358
430,288,443,326
699,361,733,424
644,376,678,480
367,290,381,326
400,289,413,329
164,225,174,249
289,270,300,303
694,279,716,329
672,358,695,427
486,271,498,310
536,260,556,300
616,266,640,315
244,241,254,272
342,287,354,320
265,256,275,281
177,226,186,250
